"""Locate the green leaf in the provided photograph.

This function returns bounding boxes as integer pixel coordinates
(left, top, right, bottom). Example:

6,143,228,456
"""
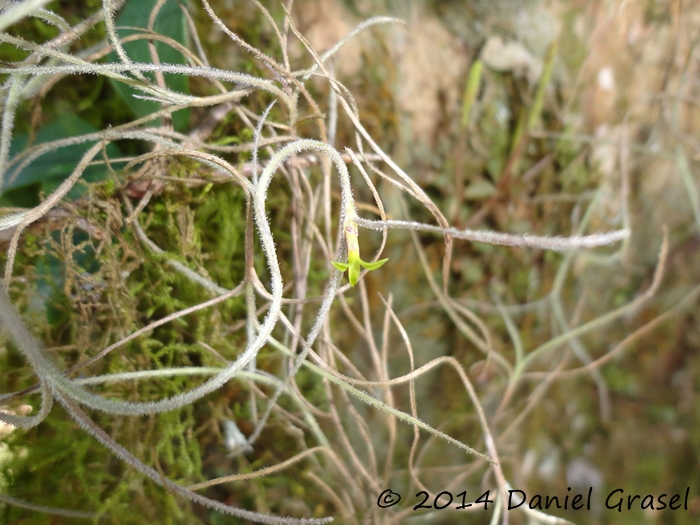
108,0,190,131
358,257,389,271
2,114,123,203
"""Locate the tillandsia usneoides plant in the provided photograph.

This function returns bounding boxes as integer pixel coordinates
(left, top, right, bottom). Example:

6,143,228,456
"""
0,1,647,524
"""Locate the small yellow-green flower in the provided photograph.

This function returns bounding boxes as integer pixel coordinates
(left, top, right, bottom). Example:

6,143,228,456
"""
332,215,387,286
332,252,388,287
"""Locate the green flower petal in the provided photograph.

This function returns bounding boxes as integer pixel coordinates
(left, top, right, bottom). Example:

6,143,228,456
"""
358,257,389,271
332,261,349,272
348,260,361,286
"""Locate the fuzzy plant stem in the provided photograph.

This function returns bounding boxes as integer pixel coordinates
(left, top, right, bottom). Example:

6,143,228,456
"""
245,139,358,446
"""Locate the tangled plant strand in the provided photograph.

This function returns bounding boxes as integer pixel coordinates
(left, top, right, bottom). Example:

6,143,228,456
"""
0,2,662,524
